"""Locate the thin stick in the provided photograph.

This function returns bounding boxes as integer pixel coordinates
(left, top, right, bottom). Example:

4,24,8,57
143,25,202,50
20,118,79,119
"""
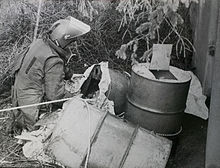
0,96,11,105
0,97,73,113
0,144,20,164
33,0,43,41
0,117,9,120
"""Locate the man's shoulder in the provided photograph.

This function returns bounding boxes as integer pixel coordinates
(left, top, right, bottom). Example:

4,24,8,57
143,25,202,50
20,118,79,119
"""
31,39,60,58
27,39,61,66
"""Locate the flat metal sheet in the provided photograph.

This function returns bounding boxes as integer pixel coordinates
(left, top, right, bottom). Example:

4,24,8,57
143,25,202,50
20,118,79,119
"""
150,44,173,71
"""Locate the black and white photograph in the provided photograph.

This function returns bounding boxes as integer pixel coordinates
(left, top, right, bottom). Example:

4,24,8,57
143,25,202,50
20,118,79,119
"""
0,0,218,167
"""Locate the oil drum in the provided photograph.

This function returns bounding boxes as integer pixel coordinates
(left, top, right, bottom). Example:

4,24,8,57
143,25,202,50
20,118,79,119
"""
125,63,191,135
47,98,171,168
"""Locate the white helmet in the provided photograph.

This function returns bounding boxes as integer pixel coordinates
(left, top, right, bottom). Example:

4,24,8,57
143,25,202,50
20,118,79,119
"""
49,16,91,48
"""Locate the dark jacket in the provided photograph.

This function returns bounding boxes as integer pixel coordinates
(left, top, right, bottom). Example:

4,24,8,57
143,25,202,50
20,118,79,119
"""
12,38,70,130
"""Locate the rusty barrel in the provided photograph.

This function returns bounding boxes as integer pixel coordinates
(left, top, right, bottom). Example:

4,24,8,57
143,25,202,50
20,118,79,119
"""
125,63,191,135
47,98,171,168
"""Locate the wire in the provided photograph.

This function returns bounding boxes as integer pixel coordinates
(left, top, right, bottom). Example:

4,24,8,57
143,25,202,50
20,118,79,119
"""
0,97,73,113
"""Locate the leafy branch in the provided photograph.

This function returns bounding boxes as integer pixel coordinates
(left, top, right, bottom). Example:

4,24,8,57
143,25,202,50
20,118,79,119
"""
115,0,198,66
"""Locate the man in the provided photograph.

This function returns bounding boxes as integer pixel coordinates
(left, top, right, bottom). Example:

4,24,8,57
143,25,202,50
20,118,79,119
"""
8,16,91,133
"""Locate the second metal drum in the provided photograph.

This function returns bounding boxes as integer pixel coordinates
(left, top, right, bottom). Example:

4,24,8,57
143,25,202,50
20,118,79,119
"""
125,63,191,135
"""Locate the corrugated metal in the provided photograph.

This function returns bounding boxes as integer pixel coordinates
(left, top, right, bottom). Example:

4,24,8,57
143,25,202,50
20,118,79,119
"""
191,0,219,96
205,1,220,167
191,1,220,166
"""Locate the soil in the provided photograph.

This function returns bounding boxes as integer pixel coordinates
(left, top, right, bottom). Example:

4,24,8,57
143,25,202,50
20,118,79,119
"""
167,113,207,168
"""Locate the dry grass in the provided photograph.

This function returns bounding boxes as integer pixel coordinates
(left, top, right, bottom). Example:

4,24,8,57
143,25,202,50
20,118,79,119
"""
0,103,24,167
0,103,62,167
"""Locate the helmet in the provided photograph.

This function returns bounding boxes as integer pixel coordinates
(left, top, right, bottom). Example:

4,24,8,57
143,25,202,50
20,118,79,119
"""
49,16,91,48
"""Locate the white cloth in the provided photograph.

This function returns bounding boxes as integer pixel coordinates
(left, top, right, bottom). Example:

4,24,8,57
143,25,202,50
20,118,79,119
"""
185,71,209,120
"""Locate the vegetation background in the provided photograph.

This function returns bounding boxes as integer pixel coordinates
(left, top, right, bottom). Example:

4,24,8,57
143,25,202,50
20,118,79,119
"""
0,0,195,74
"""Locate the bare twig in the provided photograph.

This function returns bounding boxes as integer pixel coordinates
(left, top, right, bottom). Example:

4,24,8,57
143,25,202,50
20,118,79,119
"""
165,17,186,58
0,96,11,105
0,117,9,120
33,0,43,41
162,29,174,44
156,27,160,43
182,36,196,52
0,144,20,164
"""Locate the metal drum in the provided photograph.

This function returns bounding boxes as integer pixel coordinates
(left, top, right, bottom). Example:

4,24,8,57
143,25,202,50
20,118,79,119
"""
47,98,171,168
107,69,130,115
125,63,191,135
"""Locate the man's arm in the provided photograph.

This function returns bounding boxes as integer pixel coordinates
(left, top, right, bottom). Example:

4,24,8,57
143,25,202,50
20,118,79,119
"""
44,57,66,101
44,57,75,110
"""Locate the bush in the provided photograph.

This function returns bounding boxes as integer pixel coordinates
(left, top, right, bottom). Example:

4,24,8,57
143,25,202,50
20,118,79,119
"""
115,0,196,70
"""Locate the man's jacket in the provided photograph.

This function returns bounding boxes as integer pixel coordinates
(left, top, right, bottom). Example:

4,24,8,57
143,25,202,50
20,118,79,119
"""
12,39,69,130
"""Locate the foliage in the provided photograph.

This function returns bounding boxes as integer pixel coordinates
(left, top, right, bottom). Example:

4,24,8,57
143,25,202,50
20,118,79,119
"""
0,0,128,76
115,0,197,68
0,0,198,78
0,0,198,77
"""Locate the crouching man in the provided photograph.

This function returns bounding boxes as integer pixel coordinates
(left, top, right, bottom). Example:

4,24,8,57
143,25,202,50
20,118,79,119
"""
8,16,90,134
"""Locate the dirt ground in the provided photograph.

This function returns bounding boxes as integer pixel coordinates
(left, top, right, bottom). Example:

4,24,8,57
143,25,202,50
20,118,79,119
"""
167,113,207,168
